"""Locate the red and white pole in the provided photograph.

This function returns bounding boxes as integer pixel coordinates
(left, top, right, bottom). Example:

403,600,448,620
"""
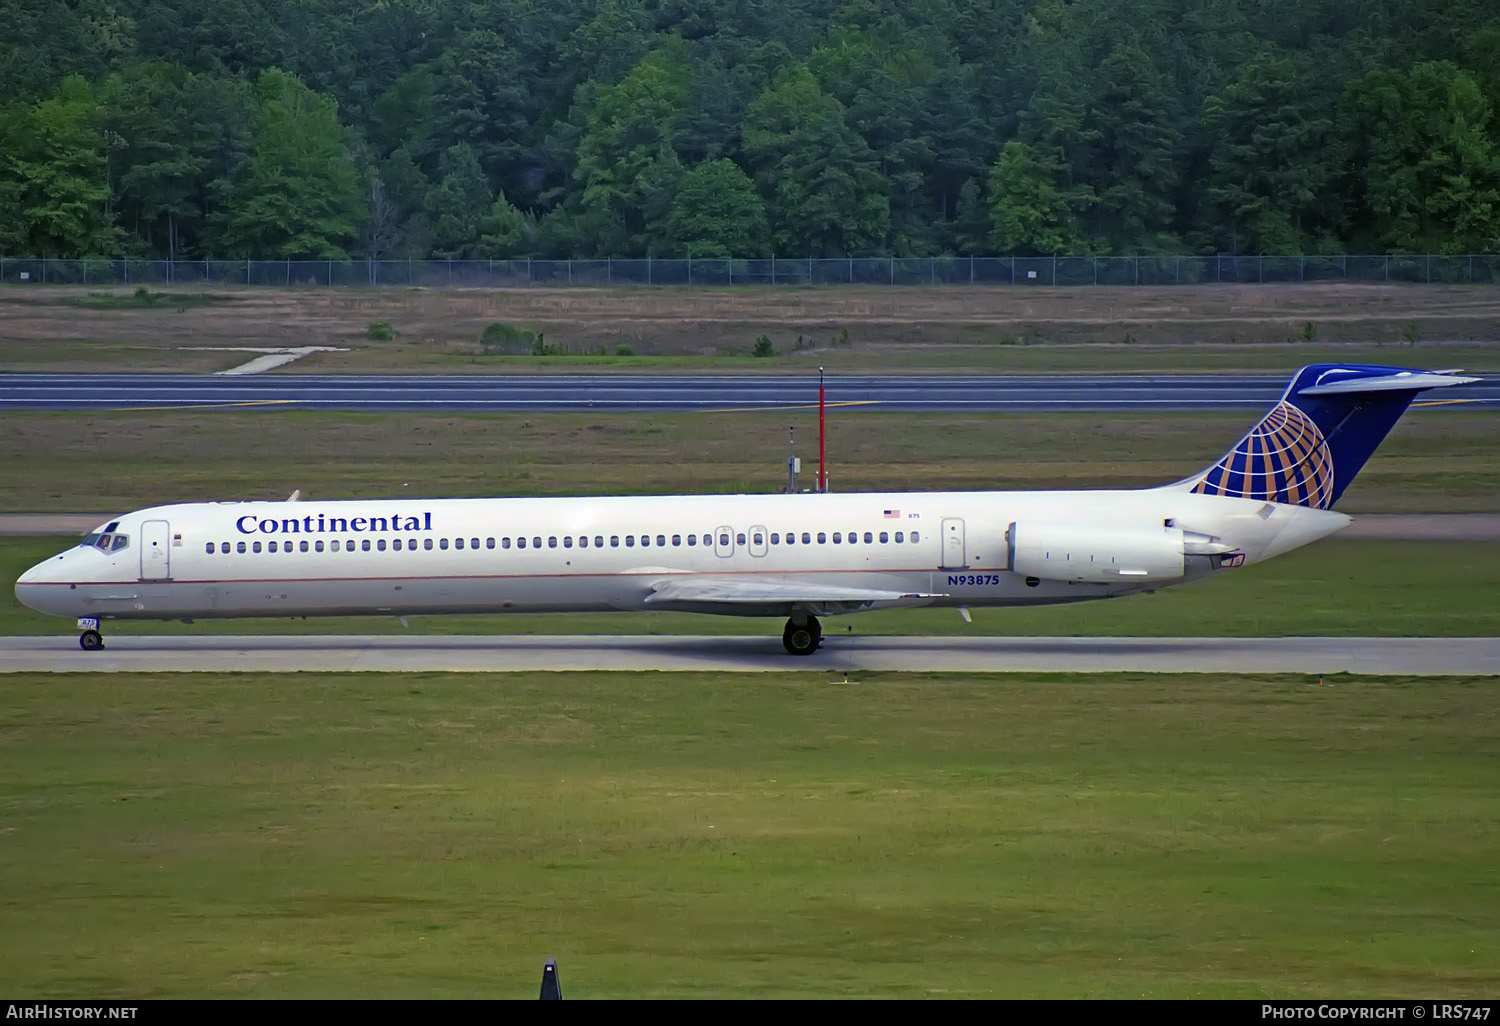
818,366,826,492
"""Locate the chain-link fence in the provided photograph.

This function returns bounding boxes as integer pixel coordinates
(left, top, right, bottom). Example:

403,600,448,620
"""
4,254,1500,287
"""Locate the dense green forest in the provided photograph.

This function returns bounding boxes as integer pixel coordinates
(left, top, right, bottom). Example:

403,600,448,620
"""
3,0,1500,260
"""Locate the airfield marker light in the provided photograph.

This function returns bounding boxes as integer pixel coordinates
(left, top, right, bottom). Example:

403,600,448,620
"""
539,958,562,1000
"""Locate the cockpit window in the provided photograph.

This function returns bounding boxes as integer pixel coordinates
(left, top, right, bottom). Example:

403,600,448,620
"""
110,535,129,551
81,533,129,552
81,533,102,547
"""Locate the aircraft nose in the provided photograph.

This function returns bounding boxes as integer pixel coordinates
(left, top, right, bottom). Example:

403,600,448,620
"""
15,555,66,614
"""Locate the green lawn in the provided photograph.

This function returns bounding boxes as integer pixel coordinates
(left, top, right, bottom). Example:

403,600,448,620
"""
1,670,1495,997
5,537,1500,639
3,408,1496,512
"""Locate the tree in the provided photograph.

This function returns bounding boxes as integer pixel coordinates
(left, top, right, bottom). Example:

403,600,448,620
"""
741,64,890,256
212,69,363,259
1341,61,1500,254
666,159,769,257
0,75,122,256
426,143,494,258
985,141,1077,255
573,48,692,255
1200,57,1342,253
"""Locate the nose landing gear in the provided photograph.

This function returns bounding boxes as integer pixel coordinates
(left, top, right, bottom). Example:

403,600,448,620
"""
77,618,104,651
782,614,822,656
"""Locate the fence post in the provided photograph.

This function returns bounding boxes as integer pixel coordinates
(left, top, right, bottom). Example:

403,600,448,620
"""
1426,255,1431,283
286,259,291,286
1010,256,1015,284
1176,256,1180,285
447,258,452,285
1258,255,1263,284
808,257,811,284
969,255,974,284
687,256,691,285
889,257,894,285
930,257,935,285
608,257,612,284
1299,255,1304,283
1,257,6,282
568,259,573,285
42,257,47,283
1384,255,1388,282
771,256,776,286
647,256,652,285
528,257,532,285
848,258,853,284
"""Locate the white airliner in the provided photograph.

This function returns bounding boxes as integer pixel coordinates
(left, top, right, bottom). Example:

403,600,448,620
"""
15,364,1476,655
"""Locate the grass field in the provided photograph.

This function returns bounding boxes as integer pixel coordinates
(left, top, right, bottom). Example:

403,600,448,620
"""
6,537,1500,639
4,408,1495,513
3,282,1498,374
1,670,1496,997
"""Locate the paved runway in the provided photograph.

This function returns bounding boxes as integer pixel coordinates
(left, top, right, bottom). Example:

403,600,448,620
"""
3,372,1495,412
1,634,1494,675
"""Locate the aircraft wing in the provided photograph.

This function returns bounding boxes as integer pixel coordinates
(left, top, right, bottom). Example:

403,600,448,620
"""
643,575,943,607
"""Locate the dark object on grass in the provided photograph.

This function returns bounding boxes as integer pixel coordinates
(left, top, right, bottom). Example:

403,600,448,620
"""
540,958,562,1000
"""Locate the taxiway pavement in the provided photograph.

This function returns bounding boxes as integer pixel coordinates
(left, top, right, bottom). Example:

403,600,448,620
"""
1,634,1494,675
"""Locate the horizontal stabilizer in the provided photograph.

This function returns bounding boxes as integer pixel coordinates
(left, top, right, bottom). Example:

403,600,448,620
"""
1296,369,1479,395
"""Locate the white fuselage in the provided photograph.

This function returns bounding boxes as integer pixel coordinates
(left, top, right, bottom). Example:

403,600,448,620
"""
15,488,1350,624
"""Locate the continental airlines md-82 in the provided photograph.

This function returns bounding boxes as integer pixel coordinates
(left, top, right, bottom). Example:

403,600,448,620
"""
15,364,1477,655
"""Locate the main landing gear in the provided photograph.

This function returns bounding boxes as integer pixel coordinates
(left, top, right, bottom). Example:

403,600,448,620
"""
782,614,822,656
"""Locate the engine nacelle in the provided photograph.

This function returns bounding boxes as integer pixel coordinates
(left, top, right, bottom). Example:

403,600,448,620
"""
1007,522,1185,583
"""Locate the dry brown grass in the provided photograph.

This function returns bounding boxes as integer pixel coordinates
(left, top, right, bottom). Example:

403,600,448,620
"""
2,283,1498,373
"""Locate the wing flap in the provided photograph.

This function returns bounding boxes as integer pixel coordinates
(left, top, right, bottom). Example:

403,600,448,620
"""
644,575,942,606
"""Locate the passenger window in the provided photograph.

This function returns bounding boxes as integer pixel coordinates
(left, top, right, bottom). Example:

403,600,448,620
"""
672,534,681,546
440,538,449,550
301,540,310,552
362,539,371,551
640,535,650,548
879,531,889,543
719,533,730,547
237,541,247,553
221,540,230,552
471,537,479,549
770,533,778,545
268,541,278,553
315,540,324,552
377,539,387,551
911,531,920,543
206,542,215,554
252,541,262,553
533,537,541,548
864,532,873,543
752,532,763,545
657,535,666,547
347,539,356,551
687,534,697,546
895,531,904,543
564,536,573,548
455,538,465,550
578,536,587,548
392,539,402,551
502,538,511,549
802,532,811,544
549,537,558,548
817,532,826,544
487,538,495,549
784,533,794,546
517,537,526,549
331,540,340,552
832,532,841,543
595,536,604,548
626,536,635,547
611,536,620,547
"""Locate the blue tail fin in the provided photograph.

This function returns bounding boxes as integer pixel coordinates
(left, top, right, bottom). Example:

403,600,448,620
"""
1186,365,1478,509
